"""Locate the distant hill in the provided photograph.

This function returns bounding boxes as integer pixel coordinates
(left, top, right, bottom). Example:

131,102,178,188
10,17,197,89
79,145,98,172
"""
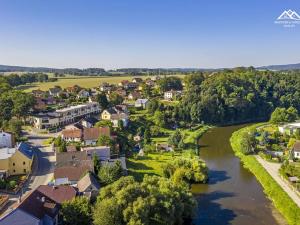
257,63,300,71
0,62,300,74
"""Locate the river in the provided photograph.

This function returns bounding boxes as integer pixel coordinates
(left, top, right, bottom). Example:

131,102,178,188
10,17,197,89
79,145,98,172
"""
192,124,286,225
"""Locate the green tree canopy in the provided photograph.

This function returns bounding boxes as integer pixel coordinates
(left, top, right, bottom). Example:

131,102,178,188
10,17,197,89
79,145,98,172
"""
93,176,196,225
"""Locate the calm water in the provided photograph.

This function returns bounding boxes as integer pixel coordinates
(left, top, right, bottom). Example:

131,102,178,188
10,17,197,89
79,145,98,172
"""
192,125,286,225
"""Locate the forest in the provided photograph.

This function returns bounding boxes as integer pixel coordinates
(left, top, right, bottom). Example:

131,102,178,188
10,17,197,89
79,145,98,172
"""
178,68,300,124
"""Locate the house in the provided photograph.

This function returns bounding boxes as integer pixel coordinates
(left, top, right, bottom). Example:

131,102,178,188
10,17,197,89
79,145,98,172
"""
0,189,59,225
77,89,90,99
32,89,47,98
99,82,113,92
48,86,62,97
54,162,93,185
118,80,138,89
56,151,89,168
66,85,81,94
135,99,149,109
128,91,141,100
278,122,300,136
0,142,33,176
82,146,111,161
114,88,127,98
145,79,155,86
34,97,47,111
132,77,143,83
292,141,300,159
101,108,129,128
164,90,182,100
37,185,77,204
32,102,101,129
0,131,14,148
0,185,77,225
77,172,100,199
83,127,111,145
156,143,173,152
81,117,99,128
61,129,82,142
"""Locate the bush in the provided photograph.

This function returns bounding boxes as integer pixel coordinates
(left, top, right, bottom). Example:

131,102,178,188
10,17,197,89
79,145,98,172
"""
231,124,300,225
8,180,16,189
0,179,6,189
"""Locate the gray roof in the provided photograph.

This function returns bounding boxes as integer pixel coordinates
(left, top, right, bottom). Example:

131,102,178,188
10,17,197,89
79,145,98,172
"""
77,172,100,192
0,209,40,225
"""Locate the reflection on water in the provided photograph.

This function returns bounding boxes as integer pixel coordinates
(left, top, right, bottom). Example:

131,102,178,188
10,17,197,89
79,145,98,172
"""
192,125,286,225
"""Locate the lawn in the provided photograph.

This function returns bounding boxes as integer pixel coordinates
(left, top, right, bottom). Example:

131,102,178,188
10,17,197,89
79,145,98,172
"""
127,151,194,181
18,74,186,92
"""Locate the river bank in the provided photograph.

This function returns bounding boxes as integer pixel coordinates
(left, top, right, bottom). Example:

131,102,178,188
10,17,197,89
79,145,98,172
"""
230,124,300,225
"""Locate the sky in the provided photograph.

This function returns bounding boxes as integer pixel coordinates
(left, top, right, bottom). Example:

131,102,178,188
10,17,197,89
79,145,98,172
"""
0,0,300,69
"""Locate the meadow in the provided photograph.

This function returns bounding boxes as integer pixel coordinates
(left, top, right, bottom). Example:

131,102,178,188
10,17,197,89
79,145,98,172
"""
17,74,185,92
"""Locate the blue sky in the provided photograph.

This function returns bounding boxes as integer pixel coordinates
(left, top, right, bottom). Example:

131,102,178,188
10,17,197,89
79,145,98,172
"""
0,0,299,69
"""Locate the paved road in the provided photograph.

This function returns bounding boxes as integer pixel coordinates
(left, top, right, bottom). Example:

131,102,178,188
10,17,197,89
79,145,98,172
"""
0,131,57,217
23,131,56,195
255,155,300,208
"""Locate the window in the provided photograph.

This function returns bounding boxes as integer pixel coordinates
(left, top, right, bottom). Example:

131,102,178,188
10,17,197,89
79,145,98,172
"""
13,170,15,173
24,169,26,173
13,163,15,166
23,161,26,165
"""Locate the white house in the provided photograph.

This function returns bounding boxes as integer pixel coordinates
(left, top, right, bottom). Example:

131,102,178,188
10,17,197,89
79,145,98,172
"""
164,90,182,100
135,99,149,109
0,131,13,148
278,122,300,135
77,90,90,98
292,141,300,159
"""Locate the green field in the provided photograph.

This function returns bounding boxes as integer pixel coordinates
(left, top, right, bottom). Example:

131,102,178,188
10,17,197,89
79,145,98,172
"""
18,74,186,92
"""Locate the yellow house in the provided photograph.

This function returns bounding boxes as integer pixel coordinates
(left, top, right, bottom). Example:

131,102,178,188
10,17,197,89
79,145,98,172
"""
101,109,114,120
0,142,33,176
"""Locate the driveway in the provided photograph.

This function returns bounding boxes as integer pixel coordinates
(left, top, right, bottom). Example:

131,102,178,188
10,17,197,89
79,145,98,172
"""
255,156,300,208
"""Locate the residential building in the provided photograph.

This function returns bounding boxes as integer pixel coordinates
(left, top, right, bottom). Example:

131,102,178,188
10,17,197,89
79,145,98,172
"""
77,90,90,99
132,77,143,83
278,122,300,136
32,102,100,129
55,151,89,168
34,97,47,111
48,86,62,97
0,185,77,225
99,82,113,92
77,172,100,199
0,142,33,176
292,141,300,159
81,117,99,128
164,90,182,100
61,129,82,142
118,80,138,89
0,131,14,148
83,127,110,145
128,91,141,100
54,162,93,185
101,107,129,127
32,89,47,98
135,98,149,109
66,85,81,94
37,185,77,204
82,146,110,161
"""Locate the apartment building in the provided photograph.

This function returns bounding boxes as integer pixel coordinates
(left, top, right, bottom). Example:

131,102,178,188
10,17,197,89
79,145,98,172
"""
32,102,100,129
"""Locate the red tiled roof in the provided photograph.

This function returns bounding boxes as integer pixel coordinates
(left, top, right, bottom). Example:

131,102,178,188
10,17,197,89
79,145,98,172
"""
37,185,77,204
62,129,82,138
83,127,110,141
54,163,93,181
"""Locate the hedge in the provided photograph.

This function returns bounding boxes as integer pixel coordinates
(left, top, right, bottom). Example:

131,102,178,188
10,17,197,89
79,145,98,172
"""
230,124,300,225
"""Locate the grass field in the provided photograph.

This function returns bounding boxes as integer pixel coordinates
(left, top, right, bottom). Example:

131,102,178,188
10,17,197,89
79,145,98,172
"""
18,74,186,92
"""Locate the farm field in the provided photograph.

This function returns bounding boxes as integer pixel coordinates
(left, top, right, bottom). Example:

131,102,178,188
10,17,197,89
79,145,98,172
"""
17,74,185,92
